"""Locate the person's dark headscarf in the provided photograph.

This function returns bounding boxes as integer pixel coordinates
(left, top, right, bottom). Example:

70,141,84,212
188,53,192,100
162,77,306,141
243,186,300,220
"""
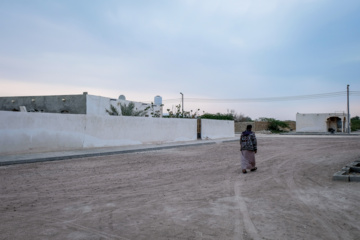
242,124,253,136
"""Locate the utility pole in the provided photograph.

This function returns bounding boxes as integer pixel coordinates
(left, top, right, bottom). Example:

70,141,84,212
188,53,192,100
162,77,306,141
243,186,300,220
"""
347,85,350,134
180,92,184,116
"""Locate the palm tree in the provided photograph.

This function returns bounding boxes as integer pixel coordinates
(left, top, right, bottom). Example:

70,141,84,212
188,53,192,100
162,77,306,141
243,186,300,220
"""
105,104,120,116
120,102,147,116
106,102,147,116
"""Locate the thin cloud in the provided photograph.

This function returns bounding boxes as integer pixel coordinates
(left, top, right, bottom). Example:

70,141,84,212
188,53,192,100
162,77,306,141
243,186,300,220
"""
0,0,359,120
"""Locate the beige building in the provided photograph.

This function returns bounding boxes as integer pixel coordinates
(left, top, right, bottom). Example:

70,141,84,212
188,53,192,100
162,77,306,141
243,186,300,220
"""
296,112,350,133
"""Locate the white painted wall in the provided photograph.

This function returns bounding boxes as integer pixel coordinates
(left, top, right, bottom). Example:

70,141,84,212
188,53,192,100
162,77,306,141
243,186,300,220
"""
0,111,86,154
86,95,114,116
83,116,197,148
296,114,327,132
201,119,235,139
0,111,197,154
296,113,349,132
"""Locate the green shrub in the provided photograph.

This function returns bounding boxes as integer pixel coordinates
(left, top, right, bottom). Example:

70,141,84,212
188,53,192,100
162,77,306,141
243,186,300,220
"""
166,105,201,118
260,118,289,133
351,116,360,131
200,113,234,120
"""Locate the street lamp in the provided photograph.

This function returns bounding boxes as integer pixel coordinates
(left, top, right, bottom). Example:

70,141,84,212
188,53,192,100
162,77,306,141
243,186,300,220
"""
180,92,184,115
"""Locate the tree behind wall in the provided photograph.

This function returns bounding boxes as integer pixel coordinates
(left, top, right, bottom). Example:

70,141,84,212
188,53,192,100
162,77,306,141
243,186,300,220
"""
351,116,360,131
166,104,201,118
106,102,147,116
120,102,147,116
259,118,289,132
230,110,252,122
201,113,234,120
105,104,120,116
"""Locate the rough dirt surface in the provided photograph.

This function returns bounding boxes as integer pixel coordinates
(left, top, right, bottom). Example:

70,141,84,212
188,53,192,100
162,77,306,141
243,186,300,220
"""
1,135,360,240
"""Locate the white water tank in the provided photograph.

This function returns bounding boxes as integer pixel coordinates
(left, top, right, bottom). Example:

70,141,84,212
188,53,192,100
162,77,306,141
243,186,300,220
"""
154,95,162,105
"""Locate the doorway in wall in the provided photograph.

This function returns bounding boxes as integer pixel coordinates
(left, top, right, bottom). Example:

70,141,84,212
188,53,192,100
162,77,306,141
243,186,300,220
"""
326,116,342,133
197,119,201,139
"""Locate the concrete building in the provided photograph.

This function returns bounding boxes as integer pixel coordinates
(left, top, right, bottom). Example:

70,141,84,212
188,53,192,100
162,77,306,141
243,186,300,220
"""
296,112,350,133
0,92,163,117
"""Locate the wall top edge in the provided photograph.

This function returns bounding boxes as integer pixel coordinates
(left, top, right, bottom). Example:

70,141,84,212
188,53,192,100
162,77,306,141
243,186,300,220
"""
297,112,347,116
0,94,88,98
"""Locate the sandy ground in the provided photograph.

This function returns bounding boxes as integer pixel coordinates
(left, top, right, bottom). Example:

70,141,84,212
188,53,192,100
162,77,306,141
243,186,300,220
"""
1,135,360,240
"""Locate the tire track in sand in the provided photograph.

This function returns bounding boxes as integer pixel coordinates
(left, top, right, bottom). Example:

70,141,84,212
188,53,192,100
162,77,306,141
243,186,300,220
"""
2,211,130,240
271,146,342,240
233,181,260,240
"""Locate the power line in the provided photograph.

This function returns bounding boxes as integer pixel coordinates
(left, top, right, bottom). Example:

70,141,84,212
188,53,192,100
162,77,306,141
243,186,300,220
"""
161,91,360,103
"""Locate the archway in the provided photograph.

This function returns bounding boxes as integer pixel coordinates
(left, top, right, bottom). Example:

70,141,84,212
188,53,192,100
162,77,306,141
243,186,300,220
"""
326,116,342,133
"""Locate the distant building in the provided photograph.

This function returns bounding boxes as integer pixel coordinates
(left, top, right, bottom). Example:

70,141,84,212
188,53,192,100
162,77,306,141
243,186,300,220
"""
0,92,163,117
296,112,350,133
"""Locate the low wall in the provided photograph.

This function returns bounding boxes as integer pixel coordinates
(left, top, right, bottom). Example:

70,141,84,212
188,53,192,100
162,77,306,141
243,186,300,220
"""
201,119,235,139
234,122,253,133
285,121,296,131
254,122,269,131
235,122,267,132
235,121,296,133
0,111,197,154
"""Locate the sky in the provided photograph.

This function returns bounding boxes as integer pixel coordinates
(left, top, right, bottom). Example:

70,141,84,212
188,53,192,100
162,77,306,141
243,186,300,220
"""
0,0,359,120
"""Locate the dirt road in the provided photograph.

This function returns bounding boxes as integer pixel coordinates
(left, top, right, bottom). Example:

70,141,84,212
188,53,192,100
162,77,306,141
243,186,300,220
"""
1,135,360,240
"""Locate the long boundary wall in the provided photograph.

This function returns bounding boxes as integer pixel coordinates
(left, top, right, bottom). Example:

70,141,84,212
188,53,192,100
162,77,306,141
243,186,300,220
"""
0,111,197,154
0,112,235,154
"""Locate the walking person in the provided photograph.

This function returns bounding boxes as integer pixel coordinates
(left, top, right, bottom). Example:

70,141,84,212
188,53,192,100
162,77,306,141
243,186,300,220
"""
240,124,257,174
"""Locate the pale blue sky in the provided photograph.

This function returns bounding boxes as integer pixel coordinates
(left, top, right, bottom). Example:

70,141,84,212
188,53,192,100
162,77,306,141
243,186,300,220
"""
1,0,359,120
